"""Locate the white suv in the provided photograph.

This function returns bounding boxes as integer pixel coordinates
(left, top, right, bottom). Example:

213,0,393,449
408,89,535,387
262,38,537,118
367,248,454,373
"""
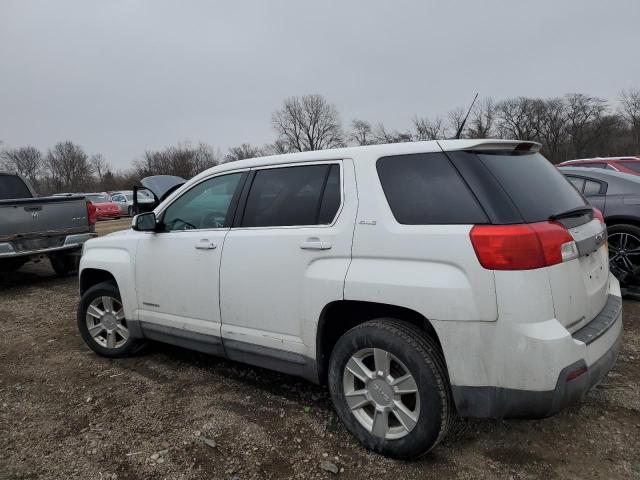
77,139,622,459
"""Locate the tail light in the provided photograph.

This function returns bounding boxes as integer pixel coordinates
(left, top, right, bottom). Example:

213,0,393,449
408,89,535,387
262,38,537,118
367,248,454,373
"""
86,201,97,226
470,221,578,270
593,208,605,225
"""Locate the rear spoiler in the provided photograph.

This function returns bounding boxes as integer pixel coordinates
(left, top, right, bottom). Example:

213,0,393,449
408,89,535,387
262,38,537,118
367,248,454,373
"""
437,140,542,153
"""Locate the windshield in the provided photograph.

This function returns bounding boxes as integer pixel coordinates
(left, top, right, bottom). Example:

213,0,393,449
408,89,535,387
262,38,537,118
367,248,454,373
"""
86,194,110,203
476,152,587,223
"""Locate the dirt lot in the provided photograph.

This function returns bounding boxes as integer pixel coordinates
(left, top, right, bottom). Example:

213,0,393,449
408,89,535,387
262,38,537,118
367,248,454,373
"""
1,219,639,479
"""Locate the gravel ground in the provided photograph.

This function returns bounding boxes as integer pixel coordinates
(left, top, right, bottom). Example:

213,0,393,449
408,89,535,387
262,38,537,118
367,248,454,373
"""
0,219,639,479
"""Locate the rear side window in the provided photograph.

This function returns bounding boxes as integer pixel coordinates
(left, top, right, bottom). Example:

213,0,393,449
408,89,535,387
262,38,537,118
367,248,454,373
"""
583,180,603,196
242,164,340,227
377,153,488,225
477,152,587,223
0,174,32,200
620,161,640,173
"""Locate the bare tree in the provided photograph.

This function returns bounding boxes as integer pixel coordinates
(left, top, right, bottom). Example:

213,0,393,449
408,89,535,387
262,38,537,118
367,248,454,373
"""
537,98,569,163
619,89,640,151
413,116,446,140
373,123,413,144
467,98,497,139
225,143,263,162
349,119,374,146
1,145,43,184
272,94,344,152
564,93,607,158
89,153,109,182
496,97,543,140
262,138,290,155
44,141,92,192
447,107,467,138
135,142,221,179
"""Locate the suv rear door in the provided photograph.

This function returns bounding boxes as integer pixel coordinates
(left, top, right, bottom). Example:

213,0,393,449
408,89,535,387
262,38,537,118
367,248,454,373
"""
219,160,357,373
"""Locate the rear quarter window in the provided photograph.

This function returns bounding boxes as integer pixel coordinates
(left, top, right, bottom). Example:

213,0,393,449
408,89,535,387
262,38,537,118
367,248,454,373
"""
476,152,587,223
376,153,488,225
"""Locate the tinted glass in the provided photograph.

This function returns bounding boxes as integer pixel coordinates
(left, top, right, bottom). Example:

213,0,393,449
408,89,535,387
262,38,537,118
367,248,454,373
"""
0,174,32,200
583,180,602,196
86,194,110,203
162,173,243,231
477,152,587,223
566,176,585,191
377,153,488,225
620,161,640,173
242,165,330,227
318,164,341,224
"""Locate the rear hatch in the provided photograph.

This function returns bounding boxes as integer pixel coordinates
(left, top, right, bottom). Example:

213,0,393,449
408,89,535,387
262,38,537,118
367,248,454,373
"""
443,142,609,331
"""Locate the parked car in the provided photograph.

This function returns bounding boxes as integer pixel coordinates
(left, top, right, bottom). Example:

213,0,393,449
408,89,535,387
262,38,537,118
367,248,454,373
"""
0,172,96,274
560,166,640,288
84,193,121,220
558,156,640,175
77,140,620,459
109,190,155,216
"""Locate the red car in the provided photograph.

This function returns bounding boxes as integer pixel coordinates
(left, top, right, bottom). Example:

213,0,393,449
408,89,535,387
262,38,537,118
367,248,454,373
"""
85,193,121,220
558,156,640,175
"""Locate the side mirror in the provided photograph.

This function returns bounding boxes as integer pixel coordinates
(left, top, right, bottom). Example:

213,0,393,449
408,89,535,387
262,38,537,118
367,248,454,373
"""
132,212,158,232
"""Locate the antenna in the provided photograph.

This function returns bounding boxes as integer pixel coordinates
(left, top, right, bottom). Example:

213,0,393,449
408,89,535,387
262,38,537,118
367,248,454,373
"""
454,93,479,139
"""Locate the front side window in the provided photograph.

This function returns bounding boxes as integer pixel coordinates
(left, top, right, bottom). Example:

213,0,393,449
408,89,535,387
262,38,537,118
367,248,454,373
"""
241,164,340,227
162,173,243,231
377,153,488,225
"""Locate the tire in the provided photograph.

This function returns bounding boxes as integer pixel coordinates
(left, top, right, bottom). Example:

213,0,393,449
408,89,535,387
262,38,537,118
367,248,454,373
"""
608,224,640,288
127,206,133,216
328,319,453,459
77,281,143,358
49,253,80,276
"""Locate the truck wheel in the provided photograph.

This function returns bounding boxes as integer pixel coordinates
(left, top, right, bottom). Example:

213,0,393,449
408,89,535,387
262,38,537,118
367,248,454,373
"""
77,281,143,358
49,253,80,276
328,319,453,459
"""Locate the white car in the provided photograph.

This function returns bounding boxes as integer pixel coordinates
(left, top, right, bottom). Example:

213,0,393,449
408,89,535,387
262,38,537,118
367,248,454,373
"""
109,190,155,216
77,139,622,459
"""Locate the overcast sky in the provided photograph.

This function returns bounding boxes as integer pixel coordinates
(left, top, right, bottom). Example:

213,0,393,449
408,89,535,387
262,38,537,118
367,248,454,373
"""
1,0,639,169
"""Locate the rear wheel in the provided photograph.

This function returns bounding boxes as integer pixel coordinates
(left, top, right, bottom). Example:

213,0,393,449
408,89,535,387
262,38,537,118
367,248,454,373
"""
77,281,143,357
328,319,453,459
608,224,640,287
0,258,28,273
127,206,133,216
50,252,80,276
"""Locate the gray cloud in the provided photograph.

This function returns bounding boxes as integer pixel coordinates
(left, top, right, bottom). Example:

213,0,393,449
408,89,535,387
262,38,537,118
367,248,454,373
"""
1,0,639,168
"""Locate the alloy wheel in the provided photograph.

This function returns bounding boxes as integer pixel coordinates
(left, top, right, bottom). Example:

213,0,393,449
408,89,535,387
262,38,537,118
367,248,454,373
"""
608,231,640,276
85,296,129,349
343,348,420,440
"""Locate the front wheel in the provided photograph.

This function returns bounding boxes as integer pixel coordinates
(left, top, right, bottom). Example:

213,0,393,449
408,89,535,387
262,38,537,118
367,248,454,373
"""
77,281,143,358
328,319,453,459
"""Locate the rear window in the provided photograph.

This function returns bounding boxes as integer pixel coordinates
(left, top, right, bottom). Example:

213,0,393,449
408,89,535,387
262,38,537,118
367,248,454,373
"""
377,153,488,225
477,152,587,223
620,161,640,173
0,174,32,200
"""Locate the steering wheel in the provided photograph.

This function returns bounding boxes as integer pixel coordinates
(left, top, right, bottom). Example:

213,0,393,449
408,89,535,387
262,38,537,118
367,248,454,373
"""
201,211,227,229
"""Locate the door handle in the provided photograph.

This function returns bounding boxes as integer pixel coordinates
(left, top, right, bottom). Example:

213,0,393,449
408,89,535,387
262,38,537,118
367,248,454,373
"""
195,239,217,250
300,237,332,250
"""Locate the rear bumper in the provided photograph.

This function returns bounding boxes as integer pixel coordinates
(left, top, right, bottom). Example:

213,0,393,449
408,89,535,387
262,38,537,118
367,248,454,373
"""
0,232,96,259
452,288,623,419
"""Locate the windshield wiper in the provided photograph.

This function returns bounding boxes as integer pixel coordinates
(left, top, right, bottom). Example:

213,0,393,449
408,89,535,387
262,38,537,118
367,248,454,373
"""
549,206,593,221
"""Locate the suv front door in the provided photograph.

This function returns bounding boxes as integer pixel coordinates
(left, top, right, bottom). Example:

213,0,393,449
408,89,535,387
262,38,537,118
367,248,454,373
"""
134,171,246,354
219,161,356,373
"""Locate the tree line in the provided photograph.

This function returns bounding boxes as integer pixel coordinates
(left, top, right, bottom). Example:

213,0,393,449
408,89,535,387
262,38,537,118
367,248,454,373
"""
2,89,639,195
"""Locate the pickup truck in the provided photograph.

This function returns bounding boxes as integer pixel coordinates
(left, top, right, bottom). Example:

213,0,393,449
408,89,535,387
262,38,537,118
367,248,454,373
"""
0,172,97,275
